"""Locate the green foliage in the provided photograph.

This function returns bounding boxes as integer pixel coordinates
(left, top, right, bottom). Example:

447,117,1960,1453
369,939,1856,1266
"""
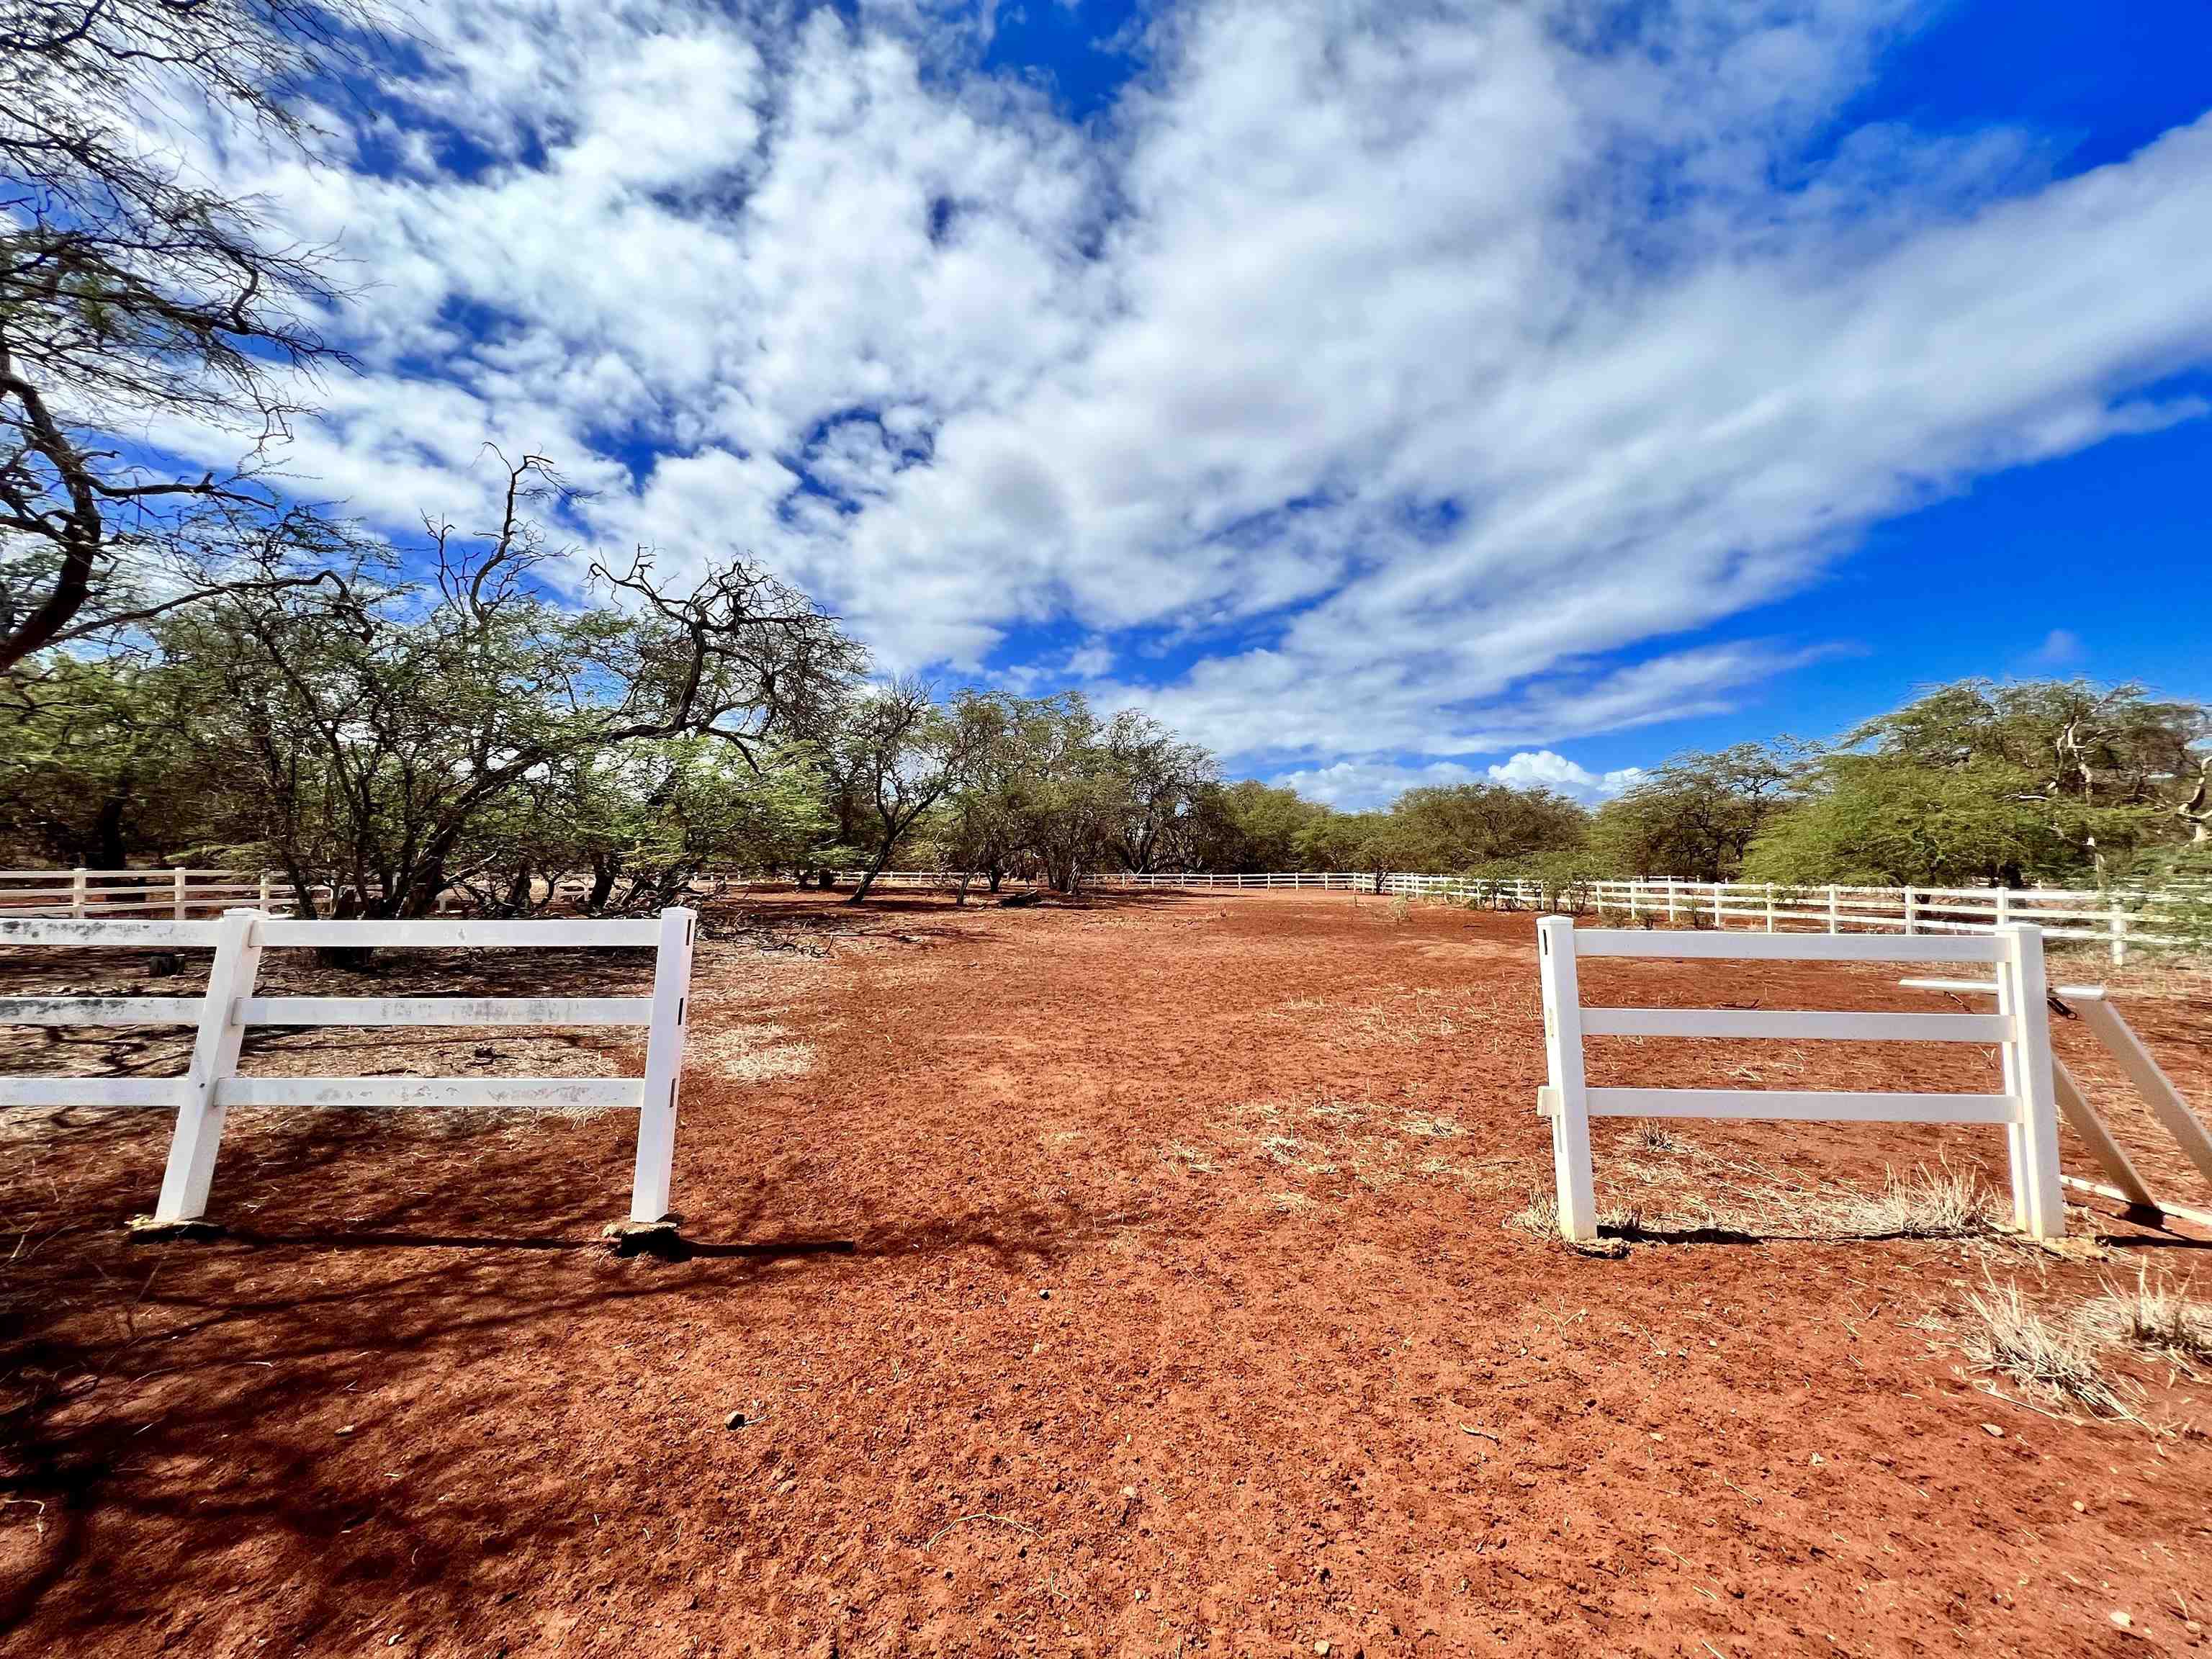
1743,680,2207,888
1740,756,2135,887
0,652,237,866
1375,784,1587,872
1590,744,1795,881
1184,780,1330,871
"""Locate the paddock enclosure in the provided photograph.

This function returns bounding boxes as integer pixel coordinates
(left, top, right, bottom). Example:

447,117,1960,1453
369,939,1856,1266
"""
1,889,2209,1657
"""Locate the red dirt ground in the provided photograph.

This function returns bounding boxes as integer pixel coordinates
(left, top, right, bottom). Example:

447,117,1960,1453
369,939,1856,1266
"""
2,890,2210,1658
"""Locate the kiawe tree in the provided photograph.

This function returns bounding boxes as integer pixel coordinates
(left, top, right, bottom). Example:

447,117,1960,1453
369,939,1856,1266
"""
1,0,391,673
175,452,863,920
1742,680,2208,888
839,680,997,903
1590,744,1797,881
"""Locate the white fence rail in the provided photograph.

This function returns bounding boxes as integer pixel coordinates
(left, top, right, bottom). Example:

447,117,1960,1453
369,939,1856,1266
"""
0,908,696,1230
1534,917,2066,1243
1382,875,2167,964
1899,976,2212,1228
1023,870,2172,964
0,868,315,920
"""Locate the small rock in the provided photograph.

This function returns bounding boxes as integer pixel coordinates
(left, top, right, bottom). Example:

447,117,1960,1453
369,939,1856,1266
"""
725,1410,746,1429
2072,1501,2085,1512
2183,1619,2201,1635
1039,1290,1051,1300
1315,1644,1331,1657
775,1478,797,1496
2110,1611,2132,1630
1981,1424,2004,1438
336,1424,356,1437
1809,1455,1825,1467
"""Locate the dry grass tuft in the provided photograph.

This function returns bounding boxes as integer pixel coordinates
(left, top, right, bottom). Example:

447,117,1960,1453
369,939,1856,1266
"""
2087,1268,2212,1373
1822,1164,2002,1239
1964,1277,2141,1421
1505,1188,1558,1235
1596,1200,1645,1233
1625,1123,1688,1156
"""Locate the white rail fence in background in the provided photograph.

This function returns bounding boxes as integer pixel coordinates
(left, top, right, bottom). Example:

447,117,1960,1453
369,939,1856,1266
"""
1382,875,2172,964
1094,871,2172,963
1534,917,2067,1243
9,866,2185,962
0,868,317,920
0,908,696,1230
1096,871,1375,891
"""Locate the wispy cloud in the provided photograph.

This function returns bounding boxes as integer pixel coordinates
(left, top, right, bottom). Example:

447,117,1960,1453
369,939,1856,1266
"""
135,1,2212,781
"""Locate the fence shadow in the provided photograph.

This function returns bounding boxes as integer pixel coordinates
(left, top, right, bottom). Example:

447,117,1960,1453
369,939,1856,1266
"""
0,1091,1208,1651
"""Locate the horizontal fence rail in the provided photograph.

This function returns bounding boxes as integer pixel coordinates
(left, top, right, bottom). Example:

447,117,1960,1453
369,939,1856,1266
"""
12,867,2186,963
1899,974,2212,1226
1378,875,2171,965
0,868,321,921
1534,917,2067,1243
1021,871,2179,963
0,908,697,1231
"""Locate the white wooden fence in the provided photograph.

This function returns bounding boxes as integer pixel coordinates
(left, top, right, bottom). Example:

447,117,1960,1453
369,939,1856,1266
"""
1088,871,2169,963
0,908,696,1230
1534,917,2066,1243
1386,875,2165,964
1900,974,2212,1228
1094,871,1375,891
0,868,313,920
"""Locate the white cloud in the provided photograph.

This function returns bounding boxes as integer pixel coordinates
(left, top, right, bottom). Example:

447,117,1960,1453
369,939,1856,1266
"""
1269,759,1484,810
1274,749,1643,810
132,1,2212,776
2033,628,2085,666
1484,752,1646,804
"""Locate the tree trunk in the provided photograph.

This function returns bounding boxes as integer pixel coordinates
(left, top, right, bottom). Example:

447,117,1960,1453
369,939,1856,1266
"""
587,857,620,915
850,833,896,903
92,796,129,870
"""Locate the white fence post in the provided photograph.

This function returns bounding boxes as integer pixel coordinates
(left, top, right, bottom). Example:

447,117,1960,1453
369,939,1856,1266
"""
258,871,273,909
2110,899,2127,968
171,867,188,920
1827,885,1839,935
149,908,264,1226
628,907,698,1224
1997,925,2066,1241
1902,886,1917,936
1665,878,1678,924
71,868,88,919
1535,917,1596,1241
1711,883,1723,929
1764,884,1776,933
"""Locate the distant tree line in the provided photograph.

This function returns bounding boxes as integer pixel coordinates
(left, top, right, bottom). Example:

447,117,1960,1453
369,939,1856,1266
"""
1187,679,2209,896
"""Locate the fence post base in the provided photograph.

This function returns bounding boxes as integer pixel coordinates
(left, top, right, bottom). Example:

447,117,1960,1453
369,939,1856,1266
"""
602,1216,684,1257
124,1215,227,1244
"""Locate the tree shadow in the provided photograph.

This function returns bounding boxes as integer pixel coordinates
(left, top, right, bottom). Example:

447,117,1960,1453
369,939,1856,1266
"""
0,1096,1207,1652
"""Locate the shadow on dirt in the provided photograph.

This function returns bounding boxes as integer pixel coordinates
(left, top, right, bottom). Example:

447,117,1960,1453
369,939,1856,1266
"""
0,1092,1201,1649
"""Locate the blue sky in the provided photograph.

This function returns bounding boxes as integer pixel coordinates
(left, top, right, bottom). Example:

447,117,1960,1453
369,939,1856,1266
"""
147,0,2212,808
